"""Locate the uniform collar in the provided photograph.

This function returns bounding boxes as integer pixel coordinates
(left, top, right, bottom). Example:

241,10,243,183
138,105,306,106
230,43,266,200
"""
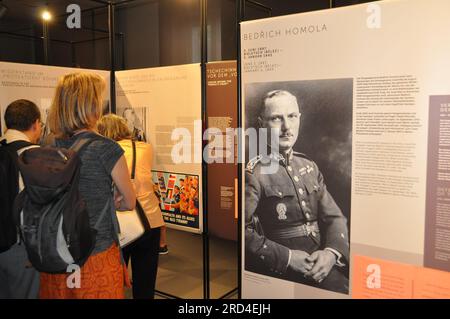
268,149,293,166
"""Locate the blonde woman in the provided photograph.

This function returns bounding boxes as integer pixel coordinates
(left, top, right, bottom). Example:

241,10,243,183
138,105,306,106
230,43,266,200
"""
97,114,165,299
40,73,136,299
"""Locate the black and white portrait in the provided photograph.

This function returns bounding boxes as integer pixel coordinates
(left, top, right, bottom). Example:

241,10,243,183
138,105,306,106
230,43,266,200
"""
244,79,352,294
38,98,52,145
117,106,147,142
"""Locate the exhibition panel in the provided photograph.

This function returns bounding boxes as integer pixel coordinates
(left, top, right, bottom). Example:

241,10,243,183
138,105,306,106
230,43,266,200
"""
206,61,238,242
115,64,203,234
206,60,239,299
0,61,110,137
240,0,450,298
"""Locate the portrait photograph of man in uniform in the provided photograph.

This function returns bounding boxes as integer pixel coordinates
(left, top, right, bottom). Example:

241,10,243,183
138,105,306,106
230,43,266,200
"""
119,106,147,142
244,78,353,294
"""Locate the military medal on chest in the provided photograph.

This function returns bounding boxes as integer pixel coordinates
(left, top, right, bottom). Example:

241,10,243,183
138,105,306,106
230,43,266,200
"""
276,203,287,220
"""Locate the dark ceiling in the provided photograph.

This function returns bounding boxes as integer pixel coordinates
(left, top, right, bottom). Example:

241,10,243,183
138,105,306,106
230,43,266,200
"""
0,0,106,22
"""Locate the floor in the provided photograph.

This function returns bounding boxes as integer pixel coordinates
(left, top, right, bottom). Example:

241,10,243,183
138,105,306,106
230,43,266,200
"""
126,227,238,299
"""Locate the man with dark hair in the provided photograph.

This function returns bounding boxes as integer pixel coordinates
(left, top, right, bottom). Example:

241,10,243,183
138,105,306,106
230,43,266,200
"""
4,99,42,135
0,99,41,299
245,90,349,294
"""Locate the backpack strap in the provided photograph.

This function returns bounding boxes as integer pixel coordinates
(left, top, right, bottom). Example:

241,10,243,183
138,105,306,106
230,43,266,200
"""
1,140,34,153
69,133,99,154
93,200,111,231
130,139,151,231
131,139,137,180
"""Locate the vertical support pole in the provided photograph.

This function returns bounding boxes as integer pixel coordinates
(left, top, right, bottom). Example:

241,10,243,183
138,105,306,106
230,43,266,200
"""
43,21,49,65
91,9,96,67
108,2,116,114
121,34,125,70
330,0,334,8
200,0,210,300
71,42,76,67
236,0,244,300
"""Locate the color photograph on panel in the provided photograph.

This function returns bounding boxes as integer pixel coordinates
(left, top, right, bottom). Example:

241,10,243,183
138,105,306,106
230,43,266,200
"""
152,170,200,229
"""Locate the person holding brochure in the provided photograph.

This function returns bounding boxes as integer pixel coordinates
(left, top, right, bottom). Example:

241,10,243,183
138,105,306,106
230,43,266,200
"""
97,114,165,299
245,89,350,294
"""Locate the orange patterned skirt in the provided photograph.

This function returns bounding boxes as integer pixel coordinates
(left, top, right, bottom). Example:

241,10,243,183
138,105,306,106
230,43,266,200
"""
40,244,127,299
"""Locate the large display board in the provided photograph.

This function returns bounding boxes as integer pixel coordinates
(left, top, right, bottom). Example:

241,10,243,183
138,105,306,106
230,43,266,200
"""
0,62,110,138
206,61,238,241
241,0,450,298
115,64,203,233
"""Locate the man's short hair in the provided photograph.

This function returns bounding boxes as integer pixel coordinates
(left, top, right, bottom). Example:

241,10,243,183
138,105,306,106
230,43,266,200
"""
260,90,299,117
4,99,41,131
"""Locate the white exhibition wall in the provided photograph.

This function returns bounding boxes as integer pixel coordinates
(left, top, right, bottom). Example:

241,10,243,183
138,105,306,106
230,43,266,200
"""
0,62,110,138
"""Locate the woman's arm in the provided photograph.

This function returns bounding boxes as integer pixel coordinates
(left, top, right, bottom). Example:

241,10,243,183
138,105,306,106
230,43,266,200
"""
111,155,136,210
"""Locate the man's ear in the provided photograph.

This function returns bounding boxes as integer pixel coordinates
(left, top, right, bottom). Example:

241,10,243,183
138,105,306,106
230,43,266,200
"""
27,119,41,144
31,119,40,132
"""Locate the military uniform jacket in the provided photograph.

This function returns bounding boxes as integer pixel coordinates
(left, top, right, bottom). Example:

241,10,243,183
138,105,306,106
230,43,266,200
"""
245,151,349,274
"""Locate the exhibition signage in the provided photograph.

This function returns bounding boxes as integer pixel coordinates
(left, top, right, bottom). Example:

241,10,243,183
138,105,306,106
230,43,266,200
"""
115,64,203,233
206,61,238,241
0,62,110,139
240,0,450,298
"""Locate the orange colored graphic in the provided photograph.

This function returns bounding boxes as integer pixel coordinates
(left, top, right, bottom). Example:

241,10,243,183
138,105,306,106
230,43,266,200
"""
353,255,450,299
352,255,414,299
414,267,450,299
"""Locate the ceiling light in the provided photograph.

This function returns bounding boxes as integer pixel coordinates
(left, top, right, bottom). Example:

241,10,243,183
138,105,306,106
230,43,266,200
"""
42,10,52,21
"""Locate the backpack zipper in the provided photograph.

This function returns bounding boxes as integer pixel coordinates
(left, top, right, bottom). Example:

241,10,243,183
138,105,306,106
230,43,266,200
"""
57,150,68,162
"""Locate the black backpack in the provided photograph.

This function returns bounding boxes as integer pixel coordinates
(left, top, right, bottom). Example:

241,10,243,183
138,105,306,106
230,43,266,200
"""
0,139,33,253
13,135,108,273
